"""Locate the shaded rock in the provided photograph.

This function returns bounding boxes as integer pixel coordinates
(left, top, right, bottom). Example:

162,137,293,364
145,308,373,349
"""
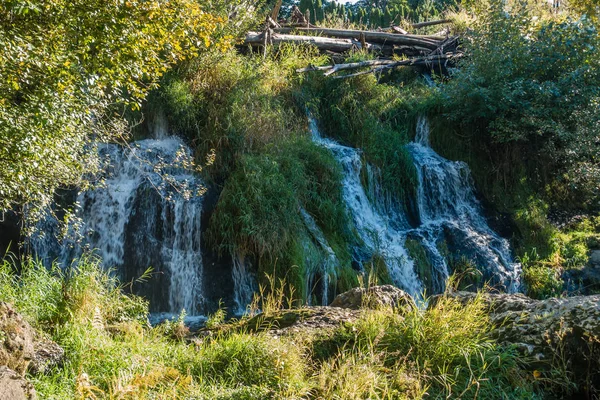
591,250,600,267
242,307,360,335
0,366,36,400
29,339,65,375
195,307,362,343
0,303,35,375
563,266,600,295
329,285,415,311
268,307,361,336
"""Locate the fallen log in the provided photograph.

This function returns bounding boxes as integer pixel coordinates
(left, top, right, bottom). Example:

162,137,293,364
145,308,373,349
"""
245,31,385,53
299,54,462,78
272,27,443,50
297,59,398,74
391,26,409,35
411,19,453,29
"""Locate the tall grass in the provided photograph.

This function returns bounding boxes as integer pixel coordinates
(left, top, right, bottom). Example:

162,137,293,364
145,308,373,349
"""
0,257,549,399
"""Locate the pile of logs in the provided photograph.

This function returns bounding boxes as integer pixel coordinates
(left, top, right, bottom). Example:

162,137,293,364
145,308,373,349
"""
243,4,461,78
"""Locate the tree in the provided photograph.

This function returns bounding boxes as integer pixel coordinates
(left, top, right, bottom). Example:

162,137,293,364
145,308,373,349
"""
299,0,313,16
384,6,393,26
315,0,324,22
0,0,228,217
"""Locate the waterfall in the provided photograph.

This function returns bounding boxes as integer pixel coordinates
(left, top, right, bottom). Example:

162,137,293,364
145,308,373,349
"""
407,117,521,292
309,118,423,296
31,137,207,315
300,208,338,305
309,115,520,296
232,250,257,315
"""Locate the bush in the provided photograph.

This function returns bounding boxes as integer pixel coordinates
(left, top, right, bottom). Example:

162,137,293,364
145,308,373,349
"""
440,1,600,212
310,293,536,399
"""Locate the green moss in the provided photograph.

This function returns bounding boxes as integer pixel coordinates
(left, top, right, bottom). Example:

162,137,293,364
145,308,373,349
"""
335,265,360,295
208,154,301,258
363,253,392,287
405,238,433,294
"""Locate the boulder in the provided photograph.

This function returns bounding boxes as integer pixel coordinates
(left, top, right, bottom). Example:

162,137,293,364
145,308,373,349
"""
197,307,362,339
29,339,65,375
445,292,600,391
0,303,35,375
329,285,415,311
0,302,64,376
0,366,36,400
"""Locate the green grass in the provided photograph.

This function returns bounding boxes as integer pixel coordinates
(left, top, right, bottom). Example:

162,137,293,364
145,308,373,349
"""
0,257,556,399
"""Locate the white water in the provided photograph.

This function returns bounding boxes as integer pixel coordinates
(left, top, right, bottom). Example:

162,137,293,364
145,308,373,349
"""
32,137,206,314
309,118,423,296
407,117,521,292
309,116,520,295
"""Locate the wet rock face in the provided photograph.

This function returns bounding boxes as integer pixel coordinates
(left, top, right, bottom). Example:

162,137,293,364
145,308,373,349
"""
591,250,600,267
0,366,36,400
447,292,600,391
329,285,415,311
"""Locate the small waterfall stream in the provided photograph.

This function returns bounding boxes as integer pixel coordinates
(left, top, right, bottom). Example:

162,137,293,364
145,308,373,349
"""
32,137,207,316
310,116,520,295
407,117,521,292
309,118,423,296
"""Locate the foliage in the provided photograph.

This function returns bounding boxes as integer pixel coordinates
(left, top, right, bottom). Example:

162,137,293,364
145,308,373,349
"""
521,251,564,300
296,0,456,28
439,0,600,212
311,293,537,399
209,153,300,258
305,61,423,210
151,46,356,302
0,0,229,217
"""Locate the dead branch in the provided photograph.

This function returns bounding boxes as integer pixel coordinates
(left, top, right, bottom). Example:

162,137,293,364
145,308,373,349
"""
299,54,462,79
411,19,453,29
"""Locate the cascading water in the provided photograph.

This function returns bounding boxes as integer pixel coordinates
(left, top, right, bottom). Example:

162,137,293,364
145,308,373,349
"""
309,115,520,296
31,137,207,316
309,118,423,297
300,208,338,305
407,117,521,292
232,250,257,315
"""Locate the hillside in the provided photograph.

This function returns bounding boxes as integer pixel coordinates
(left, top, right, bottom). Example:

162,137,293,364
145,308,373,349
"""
0,0,599,398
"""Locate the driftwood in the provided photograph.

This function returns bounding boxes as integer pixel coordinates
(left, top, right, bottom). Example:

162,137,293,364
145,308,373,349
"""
244,18,461,77
245,31,382,53
391,26,409,35
297,59,398,75
289,6,309,26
